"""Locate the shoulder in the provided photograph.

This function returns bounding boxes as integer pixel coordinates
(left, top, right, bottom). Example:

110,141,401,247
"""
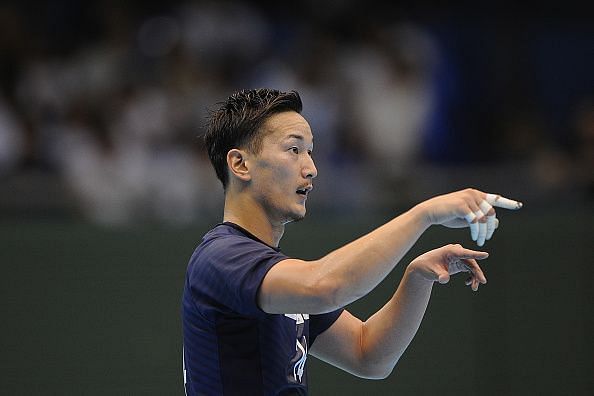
197,224,276,259
185,223,290,317
189,223,287,274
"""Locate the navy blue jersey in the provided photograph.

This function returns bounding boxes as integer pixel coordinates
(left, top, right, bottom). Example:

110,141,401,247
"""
182,222,343,395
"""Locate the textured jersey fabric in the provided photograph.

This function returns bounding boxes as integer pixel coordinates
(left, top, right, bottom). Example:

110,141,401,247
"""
182,222,343,395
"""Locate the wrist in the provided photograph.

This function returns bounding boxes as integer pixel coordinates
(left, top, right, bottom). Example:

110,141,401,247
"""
408,202,433,230
405,263,435,286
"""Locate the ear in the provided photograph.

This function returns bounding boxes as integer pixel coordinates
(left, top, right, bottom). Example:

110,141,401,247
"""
226,149,251,182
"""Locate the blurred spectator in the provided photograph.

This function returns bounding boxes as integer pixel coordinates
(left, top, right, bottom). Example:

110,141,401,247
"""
0,97,25,176
0,1,592,224
339,23,437,178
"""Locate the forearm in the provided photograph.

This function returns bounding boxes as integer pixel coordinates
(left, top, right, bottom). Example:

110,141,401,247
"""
315,205,429,308
308,244,487,378
359,266,433,378
260,188,510,314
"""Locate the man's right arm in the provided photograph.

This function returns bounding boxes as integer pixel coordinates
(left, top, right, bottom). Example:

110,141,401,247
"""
258,188,521,314
259,205,428,314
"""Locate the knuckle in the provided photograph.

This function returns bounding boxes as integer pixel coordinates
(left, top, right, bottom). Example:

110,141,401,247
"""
452,244,463,252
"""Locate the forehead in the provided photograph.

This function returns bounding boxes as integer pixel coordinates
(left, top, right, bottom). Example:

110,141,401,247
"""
261,111,313,144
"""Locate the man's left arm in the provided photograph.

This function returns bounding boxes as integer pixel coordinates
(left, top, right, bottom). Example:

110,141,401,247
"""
309,244,488,379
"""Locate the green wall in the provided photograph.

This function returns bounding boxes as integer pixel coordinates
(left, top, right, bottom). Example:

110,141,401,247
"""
2,205,592,395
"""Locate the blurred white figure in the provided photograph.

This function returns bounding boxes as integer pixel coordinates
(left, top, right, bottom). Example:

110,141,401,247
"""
0,98,25,176
57,78,223,226
148,147,221,226
339,24,437,179
55,120,145,225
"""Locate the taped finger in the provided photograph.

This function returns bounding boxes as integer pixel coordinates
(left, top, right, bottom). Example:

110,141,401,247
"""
465,212,479,241
486,193,523,210
479,200,493,215
486,214,497,240
477,214,487,246
480,199,495,243
464,212,477,223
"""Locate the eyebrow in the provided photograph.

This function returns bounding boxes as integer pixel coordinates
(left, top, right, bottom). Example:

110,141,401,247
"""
284,134,314,145
284,134,304,141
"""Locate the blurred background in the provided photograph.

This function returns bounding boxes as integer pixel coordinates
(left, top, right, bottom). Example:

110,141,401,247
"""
1,1,592,395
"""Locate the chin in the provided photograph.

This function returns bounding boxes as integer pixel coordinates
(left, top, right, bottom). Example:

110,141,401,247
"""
284,208,307,224
292,212,306,222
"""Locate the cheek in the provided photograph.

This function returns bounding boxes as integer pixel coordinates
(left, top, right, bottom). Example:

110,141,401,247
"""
272,165,293,182
264,170,293,200
257,157,293,183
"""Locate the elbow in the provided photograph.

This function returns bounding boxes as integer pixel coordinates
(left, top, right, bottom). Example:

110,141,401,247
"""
355,362,396,380
307,275,342,313
304,259,366,313
355,341,398,380
369,366,394,380
309,274,365,313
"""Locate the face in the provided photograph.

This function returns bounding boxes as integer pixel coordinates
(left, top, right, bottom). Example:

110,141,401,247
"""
247,111,317,224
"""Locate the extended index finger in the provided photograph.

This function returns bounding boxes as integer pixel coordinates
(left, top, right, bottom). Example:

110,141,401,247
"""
449,246,489,260
485,193,523,210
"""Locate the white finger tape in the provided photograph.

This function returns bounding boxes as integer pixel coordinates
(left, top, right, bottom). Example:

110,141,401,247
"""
466,212,480,241
464,212,476,223
479,200,493,214
486,193,523,209
477,221,487,246
486,215,496,240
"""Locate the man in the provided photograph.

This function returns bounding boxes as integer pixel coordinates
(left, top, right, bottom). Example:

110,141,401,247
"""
181,88,522,395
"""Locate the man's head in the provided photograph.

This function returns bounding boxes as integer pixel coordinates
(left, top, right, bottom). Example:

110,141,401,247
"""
204,88,303,189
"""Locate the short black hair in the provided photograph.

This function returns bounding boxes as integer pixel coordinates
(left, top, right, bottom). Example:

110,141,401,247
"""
204,88,303,188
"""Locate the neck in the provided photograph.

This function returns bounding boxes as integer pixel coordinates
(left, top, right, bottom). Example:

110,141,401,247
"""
223,192,285,247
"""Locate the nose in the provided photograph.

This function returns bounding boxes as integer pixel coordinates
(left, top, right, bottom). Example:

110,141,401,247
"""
302,155,318,179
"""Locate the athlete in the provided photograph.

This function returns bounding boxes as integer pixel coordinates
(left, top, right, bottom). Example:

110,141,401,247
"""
181,88,522,395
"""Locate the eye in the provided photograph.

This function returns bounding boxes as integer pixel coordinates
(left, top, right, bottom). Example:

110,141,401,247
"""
290,147,299,154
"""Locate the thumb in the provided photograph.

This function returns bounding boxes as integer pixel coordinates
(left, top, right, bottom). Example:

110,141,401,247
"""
438,272,450,284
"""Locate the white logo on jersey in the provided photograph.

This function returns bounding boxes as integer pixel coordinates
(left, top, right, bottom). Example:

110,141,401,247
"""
284,313,309,324
284,313,310,382
294,336,307,382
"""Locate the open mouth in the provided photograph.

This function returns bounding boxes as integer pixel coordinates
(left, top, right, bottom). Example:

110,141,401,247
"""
296,186,312,196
